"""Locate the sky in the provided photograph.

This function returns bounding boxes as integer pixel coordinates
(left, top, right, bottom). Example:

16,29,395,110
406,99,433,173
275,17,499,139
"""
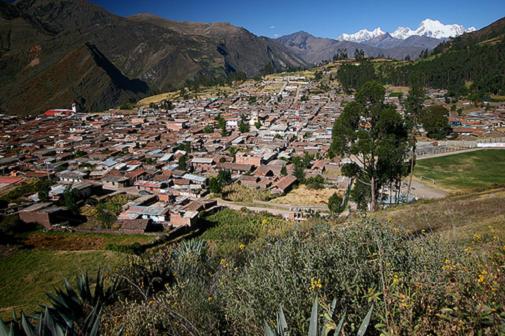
91,0,505,38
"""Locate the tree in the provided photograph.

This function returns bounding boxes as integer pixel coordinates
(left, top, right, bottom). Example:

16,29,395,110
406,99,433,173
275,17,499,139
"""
63,187,79,213
209,177,222,194
209,170,233,194
203,124,214,133
238,115,250,133
329,81,410,211
305,175,325,190
280,165,288,176
354,48,365,60
421,105,452,140
178,155,188,171
38,179,52,202
404,80,426,199
96,202,116,228
255,120,262,129
337,60,376,92
328,193,344,215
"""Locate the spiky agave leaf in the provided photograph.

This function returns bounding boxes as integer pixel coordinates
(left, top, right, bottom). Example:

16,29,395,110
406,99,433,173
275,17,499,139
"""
0,320,11,336
308,298,318,336
264,321,276,336
276,305,288,335
334,310,346,336
20,314,36,336
356,305,373,336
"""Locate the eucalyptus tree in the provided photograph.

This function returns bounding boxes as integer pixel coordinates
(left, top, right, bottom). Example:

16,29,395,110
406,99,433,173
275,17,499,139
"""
330,81,410,211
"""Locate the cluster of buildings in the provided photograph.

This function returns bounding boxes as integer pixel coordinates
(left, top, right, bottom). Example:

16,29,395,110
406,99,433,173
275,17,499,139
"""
0,76,347,232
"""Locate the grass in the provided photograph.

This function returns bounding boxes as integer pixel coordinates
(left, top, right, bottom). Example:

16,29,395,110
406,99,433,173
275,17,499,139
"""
374,187,505,241
0,249,123,319
22,231,154,251
271,185,340,206
414,149,505,192
0,231,155,319
201,209,292,257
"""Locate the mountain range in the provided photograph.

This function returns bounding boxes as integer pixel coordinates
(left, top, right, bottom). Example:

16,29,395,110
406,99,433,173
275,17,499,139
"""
338,19,476,42
0,0,307,115
0,0,486,115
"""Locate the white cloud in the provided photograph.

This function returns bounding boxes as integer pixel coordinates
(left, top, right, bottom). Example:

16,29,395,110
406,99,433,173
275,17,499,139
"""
269,25,276,29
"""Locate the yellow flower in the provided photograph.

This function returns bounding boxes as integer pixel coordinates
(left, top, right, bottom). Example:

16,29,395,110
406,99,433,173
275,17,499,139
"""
219,258,229,268
473,233,481,242
442,258,456,272
477,270,488,284
309,277,322,291
464,246,473,254
239,243,246,250
392,273,400,286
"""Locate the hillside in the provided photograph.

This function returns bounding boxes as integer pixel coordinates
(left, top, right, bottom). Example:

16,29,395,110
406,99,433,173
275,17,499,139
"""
0,0,307,115
276,31,442,64
375,16,505,97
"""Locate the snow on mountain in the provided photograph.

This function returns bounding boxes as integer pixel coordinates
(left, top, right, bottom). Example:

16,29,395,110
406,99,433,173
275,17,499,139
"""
338,27,385,42
339,19,476,42
391,19,475,39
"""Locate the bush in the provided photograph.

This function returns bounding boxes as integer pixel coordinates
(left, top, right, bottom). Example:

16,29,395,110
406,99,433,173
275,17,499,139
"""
21,210,505,335
305,175,325,189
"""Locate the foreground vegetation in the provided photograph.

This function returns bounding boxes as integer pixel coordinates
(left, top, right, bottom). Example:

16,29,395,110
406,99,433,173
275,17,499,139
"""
4,188,504,335
415,150,505,191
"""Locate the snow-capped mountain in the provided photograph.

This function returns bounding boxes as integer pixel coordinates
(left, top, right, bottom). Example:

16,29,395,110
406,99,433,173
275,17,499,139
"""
391,19,476,39
338,27,385,43
338,19,476,42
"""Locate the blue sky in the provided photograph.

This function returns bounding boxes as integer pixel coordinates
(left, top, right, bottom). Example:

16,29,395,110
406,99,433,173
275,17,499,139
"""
91,0,505,38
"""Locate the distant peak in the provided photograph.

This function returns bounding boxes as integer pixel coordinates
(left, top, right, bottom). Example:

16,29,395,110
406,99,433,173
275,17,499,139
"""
337,27,385,42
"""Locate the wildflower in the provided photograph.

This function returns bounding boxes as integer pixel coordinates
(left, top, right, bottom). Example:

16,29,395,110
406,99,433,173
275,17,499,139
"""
239,243,246,250
309,277,322,291
464,246,473,254
442,258,456,272
473,233,481,242
477,270,488,284
392,273,400,286
219,258,229,268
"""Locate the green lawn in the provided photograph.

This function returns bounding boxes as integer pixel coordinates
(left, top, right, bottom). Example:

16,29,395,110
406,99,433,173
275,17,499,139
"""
0,249,123,319
415,149,505,191
0,231,155,319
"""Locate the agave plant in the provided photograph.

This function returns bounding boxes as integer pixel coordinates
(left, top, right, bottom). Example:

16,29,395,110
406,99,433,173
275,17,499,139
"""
0,271,120,336
264,297,374,336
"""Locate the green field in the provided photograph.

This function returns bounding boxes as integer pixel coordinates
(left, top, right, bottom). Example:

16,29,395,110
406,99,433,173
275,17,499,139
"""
0,231,154,319
415,149,505,191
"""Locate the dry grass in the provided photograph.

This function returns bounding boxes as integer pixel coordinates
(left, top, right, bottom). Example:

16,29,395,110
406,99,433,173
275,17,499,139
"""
221,184,272,203
271,185,341,205
374,188,505,240
386,85,410,94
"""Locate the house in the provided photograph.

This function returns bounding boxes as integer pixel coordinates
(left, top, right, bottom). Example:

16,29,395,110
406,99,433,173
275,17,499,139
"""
57,170,88,184
0,176,24,191
217,162,253,175
19,203,72,229
134,180,169,193
236,152,262,167
117,219,158,234
102,176,130,190
191,157,215,172
271,175,297,195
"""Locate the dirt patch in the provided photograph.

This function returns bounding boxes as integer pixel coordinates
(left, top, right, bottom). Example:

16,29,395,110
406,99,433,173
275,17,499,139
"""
23,233,106,251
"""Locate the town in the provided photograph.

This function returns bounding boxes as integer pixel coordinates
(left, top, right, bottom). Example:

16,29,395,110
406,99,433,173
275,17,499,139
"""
2,69,505,235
